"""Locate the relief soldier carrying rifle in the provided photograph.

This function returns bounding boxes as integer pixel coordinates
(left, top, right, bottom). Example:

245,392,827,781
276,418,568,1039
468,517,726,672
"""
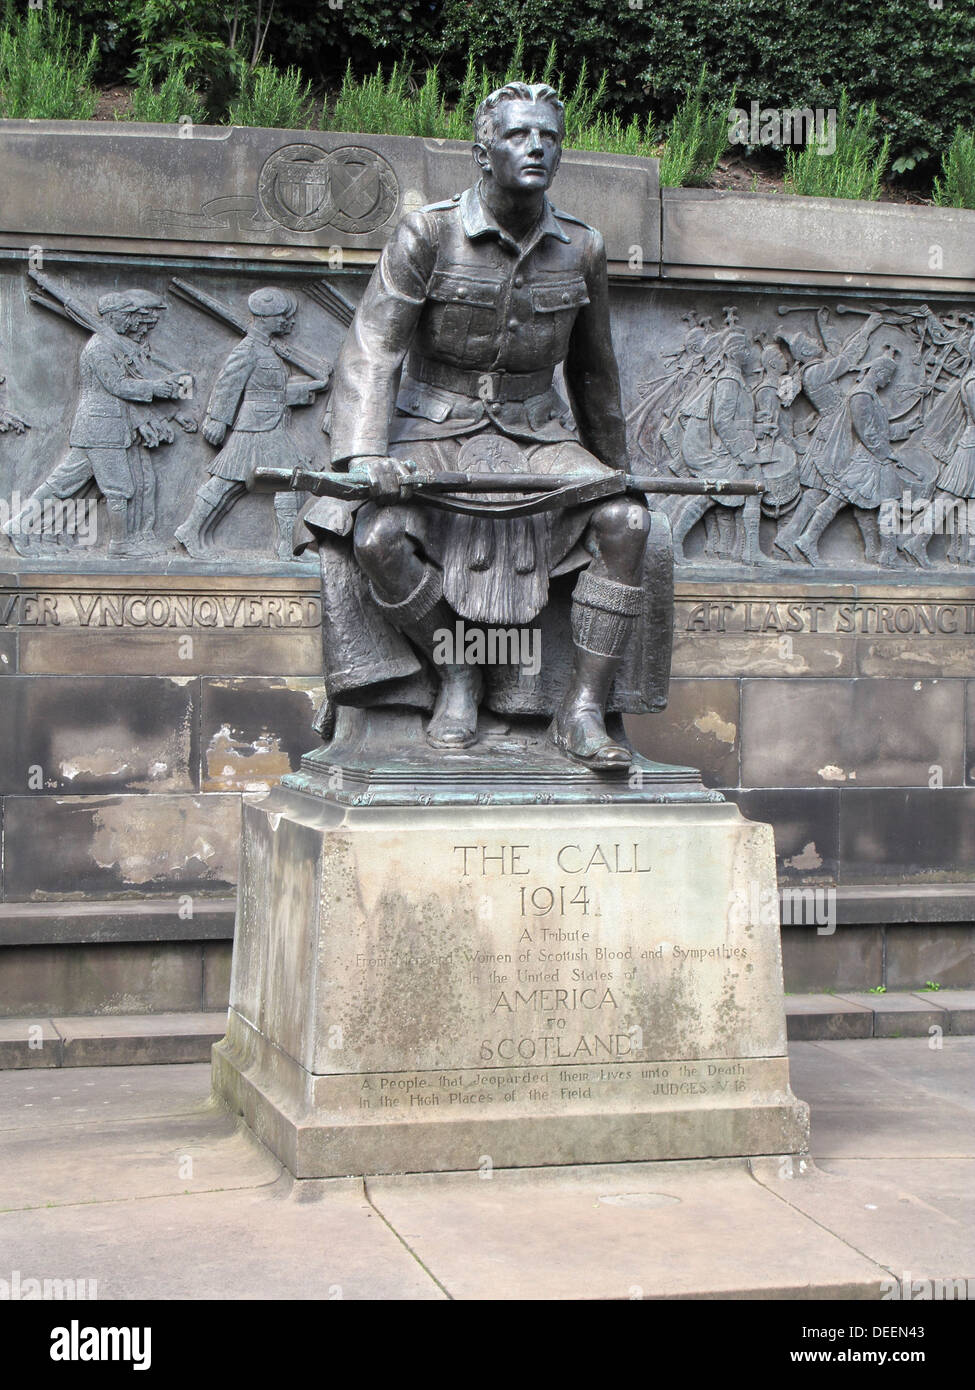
3,280,193,558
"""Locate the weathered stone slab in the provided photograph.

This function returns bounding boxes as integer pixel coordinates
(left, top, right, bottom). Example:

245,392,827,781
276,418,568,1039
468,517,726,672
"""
0,1017,61,1069
2,792,240,899
729,788,840,884
785,994,873,1041
741,678,963,788
0,897,235,946
54,1011,225,1067
203,943,233,1011
885,924,975,990
663,187,975,288
625,677,739,789
835,992,949,1038
201,677,325,791
839,789,975,883
0,942,204,1017
0,123,659,270
0,675,199,795
780,924,884,995
212,789,808,1176
918,989,975,1033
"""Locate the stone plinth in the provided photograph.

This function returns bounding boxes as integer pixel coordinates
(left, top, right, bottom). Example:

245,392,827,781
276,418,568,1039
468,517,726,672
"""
212,789,809,1176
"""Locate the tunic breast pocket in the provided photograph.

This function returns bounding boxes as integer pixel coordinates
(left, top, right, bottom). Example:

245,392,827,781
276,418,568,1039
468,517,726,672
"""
251,364,286,390
426,270,502,360
530,277,590,360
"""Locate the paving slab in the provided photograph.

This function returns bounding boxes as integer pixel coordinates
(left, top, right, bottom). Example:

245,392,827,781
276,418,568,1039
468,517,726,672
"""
364,1160,887,1300
0,1043,972,1300
0,1177,444,1301
0,1060,442,1300
835,992,949,1038
817,1158,975,1232
750,1155,975,1283
789,1038,975,1158
0,1061,219,1134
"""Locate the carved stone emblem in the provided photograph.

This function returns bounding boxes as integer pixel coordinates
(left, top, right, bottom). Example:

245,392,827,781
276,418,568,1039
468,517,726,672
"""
322,147,399,234
258,144,399,235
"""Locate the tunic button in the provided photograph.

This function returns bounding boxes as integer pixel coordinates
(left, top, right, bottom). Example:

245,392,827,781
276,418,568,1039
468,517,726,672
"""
456,287,467,298
507,317,518,330
561,292,571,303
514,276,523,287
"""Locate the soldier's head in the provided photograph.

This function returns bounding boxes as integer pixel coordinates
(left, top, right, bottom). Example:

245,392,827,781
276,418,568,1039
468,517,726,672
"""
248,287,298,337
473,82,564,195
722,330,751,368
865,352,898,389
776,330,821,364
762,344,788,377
98,290,167,340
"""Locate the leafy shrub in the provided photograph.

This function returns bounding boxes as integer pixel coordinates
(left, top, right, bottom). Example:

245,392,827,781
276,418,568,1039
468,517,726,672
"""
0,8,98,120
226,63,313,129
658,66,729,187
933,126,975,210
38,0,975,174
785,91,890,201
126,61,206,124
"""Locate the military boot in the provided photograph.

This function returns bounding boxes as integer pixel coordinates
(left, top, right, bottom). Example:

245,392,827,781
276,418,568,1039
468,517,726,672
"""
550,570,642,769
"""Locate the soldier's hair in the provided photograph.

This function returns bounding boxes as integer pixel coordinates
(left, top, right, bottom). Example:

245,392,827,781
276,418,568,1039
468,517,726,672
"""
474,83,565,147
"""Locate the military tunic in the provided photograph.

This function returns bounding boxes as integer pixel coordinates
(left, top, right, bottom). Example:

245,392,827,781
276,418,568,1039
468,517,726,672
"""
47,333,159,500
206,328,314,487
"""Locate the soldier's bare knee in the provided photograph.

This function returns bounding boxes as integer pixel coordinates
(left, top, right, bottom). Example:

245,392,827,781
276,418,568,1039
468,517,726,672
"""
353,506,409,575
590,497,649,557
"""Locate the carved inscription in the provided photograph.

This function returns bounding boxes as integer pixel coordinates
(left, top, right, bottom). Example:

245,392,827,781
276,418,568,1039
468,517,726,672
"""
680,599,975,635
0,591,321,628
351,1060,751,1113
437,838,749,1066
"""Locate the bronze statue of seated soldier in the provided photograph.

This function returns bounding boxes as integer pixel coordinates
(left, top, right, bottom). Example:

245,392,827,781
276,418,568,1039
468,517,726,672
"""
293,81,675,771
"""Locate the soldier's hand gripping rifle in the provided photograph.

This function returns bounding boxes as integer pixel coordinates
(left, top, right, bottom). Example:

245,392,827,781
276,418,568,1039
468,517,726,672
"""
253,465,764,519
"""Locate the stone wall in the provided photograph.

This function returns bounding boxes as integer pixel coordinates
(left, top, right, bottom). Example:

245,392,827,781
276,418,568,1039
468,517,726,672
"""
1,122,974,1010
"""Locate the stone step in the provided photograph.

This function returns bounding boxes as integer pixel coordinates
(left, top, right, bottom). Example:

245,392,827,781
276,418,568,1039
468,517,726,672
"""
0,1012,227,1070
786,990,975,1041
0,995,972,1068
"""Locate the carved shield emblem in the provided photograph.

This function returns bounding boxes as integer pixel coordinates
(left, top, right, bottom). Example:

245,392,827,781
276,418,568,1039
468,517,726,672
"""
277,160,331,221
258,144,333,232
324,148,399,235
258,143,399,236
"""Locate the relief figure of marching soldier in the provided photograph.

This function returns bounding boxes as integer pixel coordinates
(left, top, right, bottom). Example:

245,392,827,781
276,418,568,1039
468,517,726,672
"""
3,279,195,558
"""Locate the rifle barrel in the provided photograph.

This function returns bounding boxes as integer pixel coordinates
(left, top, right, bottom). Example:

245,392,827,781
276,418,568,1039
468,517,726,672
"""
253,467,764,498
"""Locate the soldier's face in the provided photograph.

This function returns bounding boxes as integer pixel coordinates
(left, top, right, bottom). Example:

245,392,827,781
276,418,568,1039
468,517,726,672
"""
264,311,295,337
478,100,562,193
